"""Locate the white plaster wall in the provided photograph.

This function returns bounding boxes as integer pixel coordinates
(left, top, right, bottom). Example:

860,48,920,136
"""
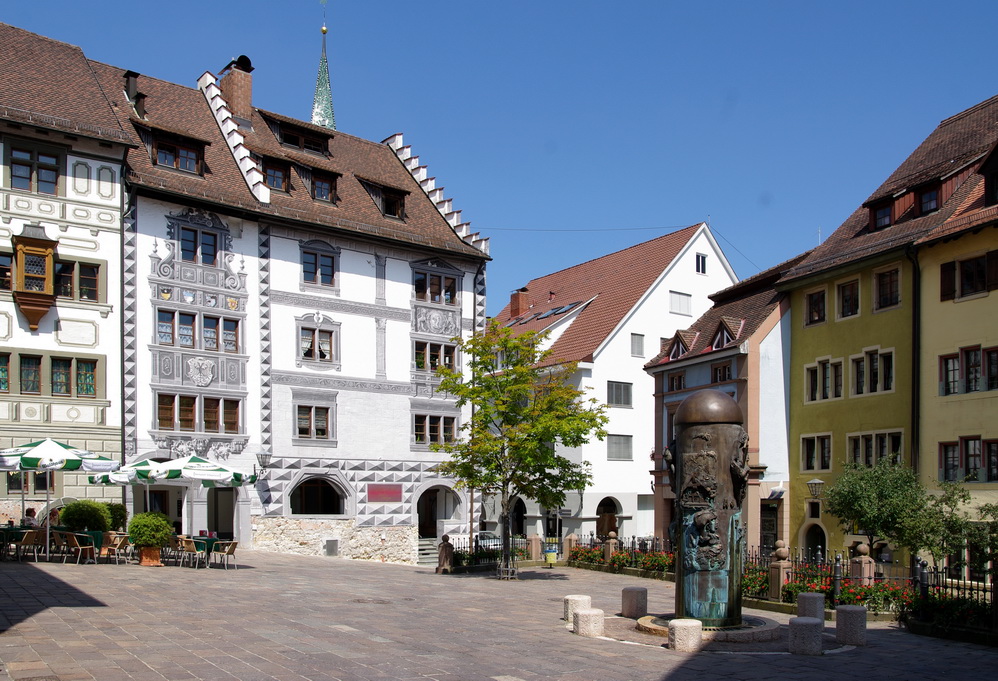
758,312,791,484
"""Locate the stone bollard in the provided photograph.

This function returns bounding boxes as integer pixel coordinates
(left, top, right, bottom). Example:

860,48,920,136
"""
573,608,604,638
668,618,703,652
527,535,542,561
564,595,591,630
564,533,578,558
835,605,867,645
797,592,825,620
768,541,792,600
621,586,648,618
788,616,823,655
603,531,619,563
850,544,876,586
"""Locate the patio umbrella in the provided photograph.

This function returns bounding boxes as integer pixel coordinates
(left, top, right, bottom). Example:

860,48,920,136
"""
89,460,163,509
0,439,120,559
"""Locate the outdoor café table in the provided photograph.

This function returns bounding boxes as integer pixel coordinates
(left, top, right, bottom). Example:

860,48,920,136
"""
74,531,103,563
191,536,218,555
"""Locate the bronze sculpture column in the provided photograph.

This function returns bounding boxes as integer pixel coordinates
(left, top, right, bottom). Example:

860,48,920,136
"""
668,389,749,627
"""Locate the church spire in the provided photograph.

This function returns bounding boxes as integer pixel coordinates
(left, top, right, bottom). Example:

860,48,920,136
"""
311,20,336,130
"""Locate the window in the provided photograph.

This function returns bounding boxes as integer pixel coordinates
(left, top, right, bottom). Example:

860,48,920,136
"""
849,432,901,467
669,341,686,360
711,363,732,383
607,434,633,461
631,333,645,357
987,349,998,390
20,356,41,394
157,394,238,433
300,328,336,363
920,187,939,214
8,145,60,195
363,181,406,219
0,253,10,290
607,381,632,407
263,163,288,191
157,394,196,431
297,406,331,439
853,349,892,395
987,441,998,482
413,270,458,305
413,414,456,444
53,261,100,301
179,227,218,266
875,269,900,309
280,129,326,154
312,174,336,203
302,250,336,287
964,438,983,481
414,341,456,371
154,141,200,173
941,355,960,395
959,256,987,297
6,472,24,493
806,359,842,401
668,371,686,392
712,326,734,349
963,347,982,392
157,311,194,347
802,435,831,471
670,291,692,316
49,357,96,398
695,253,707,274
837,280,859,318
942,443,960,481
873,203,891,229
805,290,826,325
202,398,240,434
0,354,7,392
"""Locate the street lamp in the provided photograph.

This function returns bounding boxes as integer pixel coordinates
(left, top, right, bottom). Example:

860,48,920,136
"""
806,478,825,500
254,451,273,478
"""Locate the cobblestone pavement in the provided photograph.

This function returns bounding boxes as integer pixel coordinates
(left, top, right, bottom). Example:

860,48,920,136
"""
0,551,993,681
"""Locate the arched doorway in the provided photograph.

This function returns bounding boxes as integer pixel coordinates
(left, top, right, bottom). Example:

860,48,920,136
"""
510,498,526,536
804,524,826,561
290,477,345,514
416,485,459,539
596,497,619,537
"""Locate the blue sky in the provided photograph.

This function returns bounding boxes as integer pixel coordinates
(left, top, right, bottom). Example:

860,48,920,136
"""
7,2,998,315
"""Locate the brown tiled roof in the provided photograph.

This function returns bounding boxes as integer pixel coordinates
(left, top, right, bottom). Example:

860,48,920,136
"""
916,173,998,245
646,250,811,370
0,23,128,142
84,49,485,259
492,225,703,366
784,94,998,282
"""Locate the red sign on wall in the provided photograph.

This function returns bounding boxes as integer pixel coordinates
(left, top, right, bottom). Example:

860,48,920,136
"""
367,483,403,503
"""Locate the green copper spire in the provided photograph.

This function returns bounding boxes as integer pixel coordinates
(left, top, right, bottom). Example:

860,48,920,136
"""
312,22,336,130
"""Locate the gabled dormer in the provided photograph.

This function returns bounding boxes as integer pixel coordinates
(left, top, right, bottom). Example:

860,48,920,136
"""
711,322,735,350
133,121,210,177
667,335,688,361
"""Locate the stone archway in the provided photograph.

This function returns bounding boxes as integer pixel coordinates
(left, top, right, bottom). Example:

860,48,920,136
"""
596,496,620,537
804,523,827,561
415,485,460,539
510,498,527,536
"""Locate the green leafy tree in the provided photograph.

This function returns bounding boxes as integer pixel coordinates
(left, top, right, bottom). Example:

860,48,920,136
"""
433,320,608,577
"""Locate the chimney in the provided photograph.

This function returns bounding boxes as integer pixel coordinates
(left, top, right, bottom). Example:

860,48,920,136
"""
218,55,255,123
510,287,529,318
123,70,139,102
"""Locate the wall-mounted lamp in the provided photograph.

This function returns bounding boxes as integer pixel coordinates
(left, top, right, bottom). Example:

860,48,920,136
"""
254,451,273,478
806,478,825,500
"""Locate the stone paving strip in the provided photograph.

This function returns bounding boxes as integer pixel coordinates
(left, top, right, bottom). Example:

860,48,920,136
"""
0,551,994,681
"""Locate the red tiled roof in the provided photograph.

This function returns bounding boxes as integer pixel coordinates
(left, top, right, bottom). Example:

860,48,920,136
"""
492,225,703,366
646,250,811,370
784,94,998,282
0,23,128,142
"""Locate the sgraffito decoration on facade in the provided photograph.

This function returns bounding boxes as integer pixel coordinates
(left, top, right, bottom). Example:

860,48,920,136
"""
669,389,749,628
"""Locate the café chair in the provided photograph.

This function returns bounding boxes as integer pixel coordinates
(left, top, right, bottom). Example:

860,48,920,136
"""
64,533,96,564
211,541,238,570
104,534,131,565
180,538,208,569
13,530,39,562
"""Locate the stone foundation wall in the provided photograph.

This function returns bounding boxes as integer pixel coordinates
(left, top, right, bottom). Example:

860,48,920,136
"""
251,516,418,565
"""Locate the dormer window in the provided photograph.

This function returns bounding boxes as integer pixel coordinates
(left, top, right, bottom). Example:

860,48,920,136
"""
154,140,200,174
712,326,734,350
362,181,406,219
312,173,337,203
919,187,939,215
872,203,892,229
281,129,326,154
669,340,686,360
264,162,288,191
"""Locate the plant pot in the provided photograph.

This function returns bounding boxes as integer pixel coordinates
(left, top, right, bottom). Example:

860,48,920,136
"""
138,546,163,566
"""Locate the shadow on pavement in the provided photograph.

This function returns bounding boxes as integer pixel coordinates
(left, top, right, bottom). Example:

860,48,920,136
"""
0,561,105,633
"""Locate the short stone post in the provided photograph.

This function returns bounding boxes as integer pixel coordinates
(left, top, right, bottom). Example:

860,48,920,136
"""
564,594,591,630
668,618,703,652
621,586,648,618
768,540,792,600
797,592,825,620
849,544,876,586
835,605,867,645
788,617,823,655
527,535,542,561
603,531,619,563
573,608,605,638
564,533,578,558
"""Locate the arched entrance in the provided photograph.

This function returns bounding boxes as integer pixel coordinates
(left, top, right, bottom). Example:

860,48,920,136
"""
290,477,345,514
804,524,826,561
416,485,459,539
510,498,526,536
596,497,619,537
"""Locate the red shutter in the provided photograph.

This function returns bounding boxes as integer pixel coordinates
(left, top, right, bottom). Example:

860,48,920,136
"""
987,250,998,291
940,261,956,300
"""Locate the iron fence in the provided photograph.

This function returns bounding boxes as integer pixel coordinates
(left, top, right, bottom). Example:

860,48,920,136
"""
447,534,530,568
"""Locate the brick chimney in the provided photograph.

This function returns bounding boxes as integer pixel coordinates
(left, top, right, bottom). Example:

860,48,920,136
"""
218,55,254,122
510,287,529,317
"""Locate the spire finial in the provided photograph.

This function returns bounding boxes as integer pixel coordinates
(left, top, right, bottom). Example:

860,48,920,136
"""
312,0,336,130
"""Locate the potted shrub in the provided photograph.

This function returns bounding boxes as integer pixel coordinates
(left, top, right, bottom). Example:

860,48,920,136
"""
60,500,111,532
102,502,128,532
128,512,172,566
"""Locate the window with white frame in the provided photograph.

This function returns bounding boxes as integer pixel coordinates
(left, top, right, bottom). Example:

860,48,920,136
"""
805,289,826,325
299,240,340,291
631,333,645,357
695,253,707,274
414,341,456,371
607,381,632,407
156,393,240,434
837,279,859,318
874,268,900,310
413,414,457,445
852,348,893,395
607,434,633,461
413,268,459,306
297,405,331,439
848,431,902,467
806,359,842,401
179,226,219,266
296,315,341,370
801,434,831,471
670,291,692,316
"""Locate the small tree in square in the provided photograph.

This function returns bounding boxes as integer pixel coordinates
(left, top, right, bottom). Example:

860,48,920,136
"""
433,320,608,578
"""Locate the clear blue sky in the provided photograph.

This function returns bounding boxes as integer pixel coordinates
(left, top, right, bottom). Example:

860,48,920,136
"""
7,2,998,315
